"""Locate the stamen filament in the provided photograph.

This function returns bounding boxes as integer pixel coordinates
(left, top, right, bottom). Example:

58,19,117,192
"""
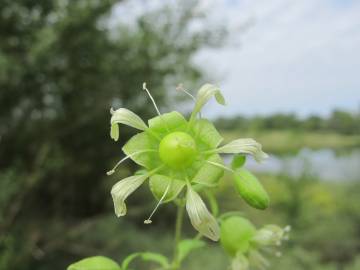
176,83,196,101
106,149,157,175
143,82,162,116
176,84,203,122
144,181,171,224
142,82,170,132
206,160,234,173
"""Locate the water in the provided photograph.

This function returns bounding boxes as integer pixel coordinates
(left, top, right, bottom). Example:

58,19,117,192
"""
225,148,360,181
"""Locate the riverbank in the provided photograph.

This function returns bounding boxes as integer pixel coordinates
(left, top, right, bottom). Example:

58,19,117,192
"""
221,129,360,154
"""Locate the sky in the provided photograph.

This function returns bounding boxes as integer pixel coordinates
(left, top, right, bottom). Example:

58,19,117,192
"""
112,0,360,117
195,0,360,117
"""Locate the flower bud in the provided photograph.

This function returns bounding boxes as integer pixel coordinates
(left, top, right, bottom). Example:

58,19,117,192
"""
251,225,290,247
220,216,257,257
233,168,269,210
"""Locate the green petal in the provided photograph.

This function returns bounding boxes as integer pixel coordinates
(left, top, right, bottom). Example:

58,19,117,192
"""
251,225,290,247
111,174,148,217
122,132,159,169
192,154,224,187
192,119,223,148
148,111,187,135
149,174,185,203
191,84,226,118
186,185,220,241
110,123,119,141
110,108,148,141
67,256,121,270
215,138,268,163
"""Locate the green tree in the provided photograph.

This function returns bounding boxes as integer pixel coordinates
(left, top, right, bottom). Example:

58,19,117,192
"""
0,1,223,269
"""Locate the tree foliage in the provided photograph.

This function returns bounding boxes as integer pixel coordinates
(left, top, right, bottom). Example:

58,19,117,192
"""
0,1,223,269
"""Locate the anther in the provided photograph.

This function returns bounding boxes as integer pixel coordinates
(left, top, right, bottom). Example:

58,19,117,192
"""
106,169,115,176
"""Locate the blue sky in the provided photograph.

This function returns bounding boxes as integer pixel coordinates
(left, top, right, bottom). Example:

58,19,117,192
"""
195,0,360,117
112,0,360,117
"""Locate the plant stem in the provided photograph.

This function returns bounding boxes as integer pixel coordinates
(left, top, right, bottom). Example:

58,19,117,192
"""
171,202,185,269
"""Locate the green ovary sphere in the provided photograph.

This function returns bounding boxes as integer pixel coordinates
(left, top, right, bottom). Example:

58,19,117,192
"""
159,131,197,169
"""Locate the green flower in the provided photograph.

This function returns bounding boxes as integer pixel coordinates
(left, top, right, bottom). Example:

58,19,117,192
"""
107,83,268,241
220,216,290,270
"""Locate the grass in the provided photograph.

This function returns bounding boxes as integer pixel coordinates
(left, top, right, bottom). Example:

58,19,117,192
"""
221,129,360,154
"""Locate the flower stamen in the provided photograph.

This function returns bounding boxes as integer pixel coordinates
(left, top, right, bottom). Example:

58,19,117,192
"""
206,160,234,173
176,83,196,101
142,82,170,132
106,149,157,175
176,84,203,121
144,181,171,224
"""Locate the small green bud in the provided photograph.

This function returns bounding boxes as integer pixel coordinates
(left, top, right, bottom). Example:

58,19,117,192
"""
234,168,269,210
231,155,246,169
159,131,196,169
220,216,257,256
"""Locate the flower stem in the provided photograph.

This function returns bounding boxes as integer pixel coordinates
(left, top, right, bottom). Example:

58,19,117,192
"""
171,202,185,269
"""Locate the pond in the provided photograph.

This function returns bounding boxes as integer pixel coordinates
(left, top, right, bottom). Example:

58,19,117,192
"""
225,148,360,181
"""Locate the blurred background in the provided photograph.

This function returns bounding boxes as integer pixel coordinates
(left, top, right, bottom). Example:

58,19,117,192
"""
0,0,359,269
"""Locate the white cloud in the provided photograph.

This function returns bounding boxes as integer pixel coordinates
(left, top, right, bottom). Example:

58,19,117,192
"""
196,0,360,117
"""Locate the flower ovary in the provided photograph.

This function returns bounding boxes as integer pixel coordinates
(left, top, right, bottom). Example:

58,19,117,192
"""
159,131,197,169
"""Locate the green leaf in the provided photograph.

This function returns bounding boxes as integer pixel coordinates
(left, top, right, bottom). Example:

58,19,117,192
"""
149,174,185,203
233,168,270,210
192,119,223,148
148,111,187,135
231,155,246,169
122,132,159,169
191,154,224,187
68,256,121,270
140,252,169,268
121,252,169,270
177,239,206,262
121,253,139,270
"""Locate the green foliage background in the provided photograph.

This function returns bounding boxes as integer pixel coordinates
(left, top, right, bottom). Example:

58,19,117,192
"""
0,1,359,270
